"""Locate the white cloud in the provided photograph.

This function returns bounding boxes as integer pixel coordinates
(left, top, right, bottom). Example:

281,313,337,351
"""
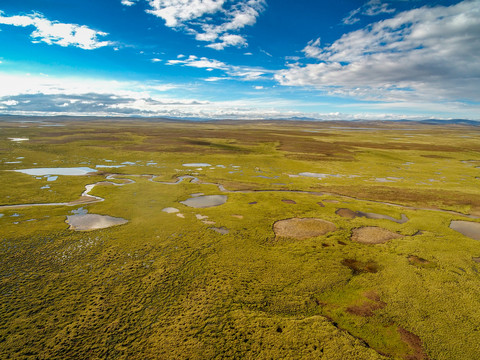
151,58,162,62
141,0,265,49
0,72,478,120
0,11,112,50
276,0,480,104
166,54,271,81
2,100,19,106
343,0,395,25
206,33,247,50
121,0,138,6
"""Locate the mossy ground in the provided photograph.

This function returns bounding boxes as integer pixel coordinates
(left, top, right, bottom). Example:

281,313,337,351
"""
1,118,480,359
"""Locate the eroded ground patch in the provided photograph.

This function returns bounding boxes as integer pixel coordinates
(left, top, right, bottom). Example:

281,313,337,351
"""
352,227,403,244
273,218,337,240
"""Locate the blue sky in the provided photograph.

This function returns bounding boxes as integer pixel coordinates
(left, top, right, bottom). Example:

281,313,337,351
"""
0,0,479,120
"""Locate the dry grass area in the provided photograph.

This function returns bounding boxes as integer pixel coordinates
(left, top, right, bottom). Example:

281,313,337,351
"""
351,226,403,244
273,218,337,240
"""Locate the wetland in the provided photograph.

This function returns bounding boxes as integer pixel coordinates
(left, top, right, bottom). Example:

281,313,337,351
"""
1,117,480,360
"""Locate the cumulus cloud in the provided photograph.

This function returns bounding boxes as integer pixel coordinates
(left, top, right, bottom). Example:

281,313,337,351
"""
121,0,138,6
132,0,265,49
0,72,478,120
0,11,112,50
166,54,271,80
276,0,480,103
343,0,395,25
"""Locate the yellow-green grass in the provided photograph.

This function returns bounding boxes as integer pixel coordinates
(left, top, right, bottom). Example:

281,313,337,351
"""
1,118,480,359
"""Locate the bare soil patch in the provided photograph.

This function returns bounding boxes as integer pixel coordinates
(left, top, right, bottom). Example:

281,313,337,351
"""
408,255,436,268
341,259,379,274
346,291,386,317
281,199,296,204
336,208,357,219
273,218,337,240
352,227,402,244
398,327,430,360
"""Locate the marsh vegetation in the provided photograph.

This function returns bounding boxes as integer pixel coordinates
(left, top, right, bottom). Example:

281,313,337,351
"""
1,118,480,359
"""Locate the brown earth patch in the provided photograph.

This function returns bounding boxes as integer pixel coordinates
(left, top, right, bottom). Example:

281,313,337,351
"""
336,208,358,219
231,215,244,219
352,227,402,244
341,259,379,274
273,218,337,240
408,255,436,268
398,327,430,360
346,291,386,317
281,199,296,204
317,201,325,207
472,257,480,263
421,154,452,159
314,184,480,213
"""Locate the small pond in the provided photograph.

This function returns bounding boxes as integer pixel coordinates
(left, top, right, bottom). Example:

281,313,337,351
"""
66,214,128,231
450,221,480,240
183,163,211,167
180,195,227,208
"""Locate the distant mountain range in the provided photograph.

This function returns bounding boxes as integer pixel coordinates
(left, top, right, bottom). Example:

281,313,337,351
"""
0,114,478,125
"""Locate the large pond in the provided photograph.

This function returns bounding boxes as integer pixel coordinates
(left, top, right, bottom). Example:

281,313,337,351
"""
180,195,227,208
450,220,480,240
15,167,97,176
66,214,128,231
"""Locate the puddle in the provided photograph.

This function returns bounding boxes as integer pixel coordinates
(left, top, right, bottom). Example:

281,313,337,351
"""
336,208,408,224
298,172,341,179
40,185,50,189
14,167,97,176
8,138,29,142
162,207,180,213
450,221,480,240
96,165,125,168
210,227,229,234
255,175,279,179
358,211,408,224
47,176,58,181
66,214,128,231
374,177,402,183
183,163,211,167
71,207,88,215
180,195,227,208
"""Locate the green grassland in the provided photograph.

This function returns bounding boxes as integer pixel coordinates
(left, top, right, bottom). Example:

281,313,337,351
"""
1,118,480,359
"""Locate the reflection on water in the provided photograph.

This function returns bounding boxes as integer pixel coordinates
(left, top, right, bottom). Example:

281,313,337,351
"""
15,167,97,176
66,214,128,231
450,221,480,240
180,195,227,208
